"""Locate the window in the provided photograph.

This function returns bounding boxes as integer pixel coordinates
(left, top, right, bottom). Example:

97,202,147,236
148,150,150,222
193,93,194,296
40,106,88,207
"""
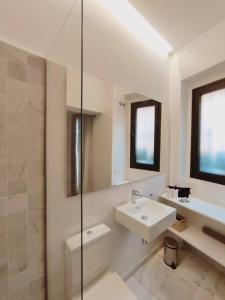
191,78,225,185
130,99,161,171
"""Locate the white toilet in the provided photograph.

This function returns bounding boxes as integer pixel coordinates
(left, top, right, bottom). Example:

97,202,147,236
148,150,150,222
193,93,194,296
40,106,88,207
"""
65,223,137,300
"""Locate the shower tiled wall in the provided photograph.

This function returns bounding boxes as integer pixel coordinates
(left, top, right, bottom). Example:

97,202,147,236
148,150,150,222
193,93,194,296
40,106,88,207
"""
0,41,46,299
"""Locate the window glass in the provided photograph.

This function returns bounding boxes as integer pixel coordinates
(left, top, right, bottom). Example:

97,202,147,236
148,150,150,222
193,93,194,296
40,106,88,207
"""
136,106,155,164
200,89,225,175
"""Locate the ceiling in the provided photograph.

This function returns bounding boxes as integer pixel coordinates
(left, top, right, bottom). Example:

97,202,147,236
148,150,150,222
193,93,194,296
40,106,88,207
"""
0,0,78,56
129,0,225,50
0,0,225,57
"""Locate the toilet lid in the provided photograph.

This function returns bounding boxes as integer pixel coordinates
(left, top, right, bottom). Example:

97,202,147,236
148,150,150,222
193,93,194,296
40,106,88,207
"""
73,272,137,300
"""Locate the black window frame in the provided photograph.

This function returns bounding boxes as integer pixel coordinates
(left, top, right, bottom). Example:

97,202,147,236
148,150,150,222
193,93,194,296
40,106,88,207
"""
130,99,161,171
191,77,225,185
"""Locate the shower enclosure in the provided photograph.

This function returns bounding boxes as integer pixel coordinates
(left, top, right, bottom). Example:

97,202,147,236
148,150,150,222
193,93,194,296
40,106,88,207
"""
46,0,83,299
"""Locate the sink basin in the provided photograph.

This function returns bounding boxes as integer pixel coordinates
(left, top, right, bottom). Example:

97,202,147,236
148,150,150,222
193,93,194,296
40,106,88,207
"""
115,197,176,242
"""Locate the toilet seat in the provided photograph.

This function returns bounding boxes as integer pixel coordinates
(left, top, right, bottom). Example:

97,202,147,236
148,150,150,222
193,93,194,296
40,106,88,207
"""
73,272,137,300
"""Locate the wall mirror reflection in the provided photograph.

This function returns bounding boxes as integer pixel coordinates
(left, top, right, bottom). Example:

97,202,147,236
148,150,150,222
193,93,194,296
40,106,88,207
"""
66,70,167,195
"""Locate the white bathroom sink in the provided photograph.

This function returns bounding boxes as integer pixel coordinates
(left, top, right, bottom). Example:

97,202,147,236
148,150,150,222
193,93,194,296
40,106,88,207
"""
115,197,176,242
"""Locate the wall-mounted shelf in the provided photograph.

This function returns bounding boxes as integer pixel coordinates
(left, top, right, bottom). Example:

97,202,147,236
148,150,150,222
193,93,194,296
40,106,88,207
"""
169,225,225,268
161,194,225,268
161,193,225,226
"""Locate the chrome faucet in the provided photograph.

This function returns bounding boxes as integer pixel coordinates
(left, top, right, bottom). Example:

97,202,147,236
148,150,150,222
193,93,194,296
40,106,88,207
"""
131,189,143,204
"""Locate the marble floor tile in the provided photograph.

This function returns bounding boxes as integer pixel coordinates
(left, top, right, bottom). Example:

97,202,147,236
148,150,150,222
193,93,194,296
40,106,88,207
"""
134,254,172,295
127,276,154,300
213,275,225,300
154,271,196,300
127,247,222,300
176,248,219,295
192,287,213,300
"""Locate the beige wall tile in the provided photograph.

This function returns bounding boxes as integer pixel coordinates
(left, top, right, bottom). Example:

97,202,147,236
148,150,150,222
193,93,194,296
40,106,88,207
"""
0,264,8,296
7,286,29,300
0,165,7,182
0,148,7,165
0,59,6,93
27,55,46,88
7,60,27,82
0,215,7,296
8,146,27,164
0,216,7,246
28,145,44,163
8,194,28,214
28,176,44,194
0,42,5,59
7,95,26,114
7,45,27,64
8,163,27,181
0,42,45,299
0,216,7,273
28,162,44,178
29,276,45,300
8,179,27,196
28,208,44,237
0,182,7,198
0,111,7,149
8,210,27,245
8,110,27,148
28,68,45,87
7,78,27,99
28,193,44,209
0,247,7,268
7,46,27,83
28,235,44,280
0,198,7,216
0,93,6,112
27,56,45,72
8,240,27,276
0,164,7,198
28,83,45,102
8,268,27,293
28,105,44,147
28,162,44,193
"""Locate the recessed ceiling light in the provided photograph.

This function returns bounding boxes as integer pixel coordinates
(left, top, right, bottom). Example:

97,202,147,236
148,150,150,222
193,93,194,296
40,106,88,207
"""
95,0,173,56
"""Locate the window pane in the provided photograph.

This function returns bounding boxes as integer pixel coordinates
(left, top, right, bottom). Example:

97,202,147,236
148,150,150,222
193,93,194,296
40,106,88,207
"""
200,89,225,175
135,106,155,164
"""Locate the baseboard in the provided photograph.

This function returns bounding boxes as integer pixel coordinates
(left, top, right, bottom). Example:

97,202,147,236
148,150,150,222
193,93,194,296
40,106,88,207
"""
122,241,164,281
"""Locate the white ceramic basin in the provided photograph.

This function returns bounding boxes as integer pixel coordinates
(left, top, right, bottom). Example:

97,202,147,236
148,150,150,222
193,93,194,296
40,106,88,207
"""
115,197,176,242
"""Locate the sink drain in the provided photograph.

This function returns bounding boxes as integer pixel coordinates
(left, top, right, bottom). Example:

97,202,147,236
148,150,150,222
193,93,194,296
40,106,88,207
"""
141,215,148,220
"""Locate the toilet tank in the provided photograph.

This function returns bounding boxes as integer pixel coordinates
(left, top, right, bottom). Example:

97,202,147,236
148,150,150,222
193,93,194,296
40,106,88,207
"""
65,223,112,300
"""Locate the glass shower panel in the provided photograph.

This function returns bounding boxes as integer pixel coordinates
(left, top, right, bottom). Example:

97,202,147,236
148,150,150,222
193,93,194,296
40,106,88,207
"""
46,0,83,299
200,89,225,175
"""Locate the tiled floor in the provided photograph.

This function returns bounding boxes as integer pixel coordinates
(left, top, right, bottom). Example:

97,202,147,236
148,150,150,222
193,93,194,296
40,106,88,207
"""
126,247,225,300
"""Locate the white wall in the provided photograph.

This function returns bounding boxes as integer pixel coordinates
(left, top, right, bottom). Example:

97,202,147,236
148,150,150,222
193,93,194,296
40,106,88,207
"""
176,19,225,80
112,85,128,185
169,21,225,207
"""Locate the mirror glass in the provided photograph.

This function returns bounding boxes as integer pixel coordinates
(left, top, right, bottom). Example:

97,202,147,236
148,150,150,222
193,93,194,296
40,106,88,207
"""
67,81,169,195
66,0,170,196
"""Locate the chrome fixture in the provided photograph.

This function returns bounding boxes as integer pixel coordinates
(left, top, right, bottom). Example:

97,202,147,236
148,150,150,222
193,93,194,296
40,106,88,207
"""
131,189,143,204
